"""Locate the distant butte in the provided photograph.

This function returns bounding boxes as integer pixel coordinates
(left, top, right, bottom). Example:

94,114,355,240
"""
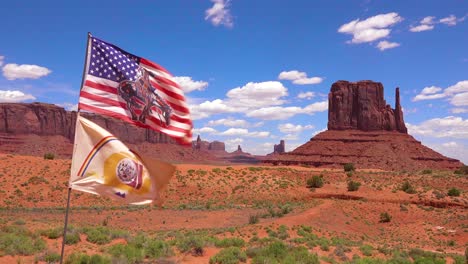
265,80,463,171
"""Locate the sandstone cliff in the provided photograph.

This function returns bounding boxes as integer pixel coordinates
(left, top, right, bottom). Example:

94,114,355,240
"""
328,80,407,133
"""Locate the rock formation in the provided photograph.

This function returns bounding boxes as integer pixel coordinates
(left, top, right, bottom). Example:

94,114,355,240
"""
0,102,173,144
273,140,285,154
264,80,463,170
328,80,407,133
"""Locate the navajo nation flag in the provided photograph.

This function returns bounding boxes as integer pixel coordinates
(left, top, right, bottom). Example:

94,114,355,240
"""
70,115,175,205
79,35,192,145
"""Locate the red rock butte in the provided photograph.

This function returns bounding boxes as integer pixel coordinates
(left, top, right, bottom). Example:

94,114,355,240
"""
265,80,463,171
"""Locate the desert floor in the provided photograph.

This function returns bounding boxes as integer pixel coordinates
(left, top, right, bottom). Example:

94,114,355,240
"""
0,153,466,263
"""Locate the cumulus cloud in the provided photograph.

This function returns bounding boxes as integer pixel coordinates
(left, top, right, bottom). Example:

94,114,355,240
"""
412,80,468,107
406,116,468,138
247,100,327,120
376,40,400,51
278,70,323,85
428,141,468,164
0,90,36,102
189,99,237,120
2,63,52,80
219,128,270,137
226,81,288,108
205,0,233,28
207,118,249,127
297,91,315,99
57,103,78,111
225,138,244,152
278,123,314,134
193,126,218,135
0,56,4,67
338,12,403,44
173,76,208,93
451,108,468,114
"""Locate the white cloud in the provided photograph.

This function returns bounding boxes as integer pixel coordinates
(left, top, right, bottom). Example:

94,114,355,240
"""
278,70,323,85
205,0,233,28
173,76,208,93
410,16,436,32
0,56,4,67
2,63,52,80
439,15,457,26
429,141,468,164
278,123,314,134
420,86,442,95
189,99,236,120
376,40,400,51
193,126,218,135
338,12,403,44
297,91,315,99
406,116,468,138
412,80,468,104
207,118,249,127
57,103,78,111
0,90,36,102
226,81,288,108
409,24,434,32
451,92,468,106
247,106,303,120
303,101,328,113
451,108,468,114
247,131,270,138
219,128,270,138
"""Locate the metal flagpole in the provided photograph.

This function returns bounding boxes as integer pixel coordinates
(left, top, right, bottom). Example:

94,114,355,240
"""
59,32,92,264
59,188,72,264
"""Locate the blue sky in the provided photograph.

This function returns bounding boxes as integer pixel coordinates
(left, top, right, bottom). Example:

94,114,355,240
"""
1,0,467,163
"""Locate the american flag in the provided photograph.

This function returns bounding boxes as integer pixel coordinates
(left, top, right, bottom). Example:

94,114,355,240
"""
79,35,192,145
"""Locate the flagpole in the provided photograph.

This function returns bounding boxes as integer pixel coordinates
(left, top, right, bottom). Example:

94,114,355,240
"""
59,188,71,264
59,32,92,264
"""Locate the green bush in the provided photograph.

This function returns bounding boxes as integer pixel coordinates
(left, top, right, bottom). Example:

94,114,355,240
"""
344,163,355,172
44,252,61,263
65,253,111,264
144,239,173,259
0,226,46,255
347,181,361,191
306,175,324,188
40,228,62,239
454,165,468,175
447,188,461,197
209,247,247,264
248,242,319,264
84,227,111,245
65,231,81,245
108,244,144,263
359,244,374,256
176,234,206,254
43,153,55,160
401,181,416,194
379,212,392,223
215,237,245,248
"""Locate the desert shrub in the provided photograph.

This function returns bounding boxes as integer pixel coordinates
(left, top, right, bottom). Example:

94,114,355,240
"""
144,239,173,259
40,227,62,239
409,248,445,264
347,181,361,191
447,188,461,197
43,153,55,160
249,214,259,224
344,163,355,172
306,175,324,188
65,230,81,245
379,212,392,223
454,165,468,175
215,237,245,248
83,226,111,245
44,251,61,263
176,234,206,254
108,244,144,263
422,169,432,174
400,181,416,194
65,253,111,264
359,244,374,256
209,247,247,264
0,226,46,255
248,242,319,264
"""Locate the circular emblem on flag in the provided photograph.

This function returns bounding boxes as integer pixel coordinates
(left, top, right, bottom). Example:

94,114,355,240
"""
116,158,138,184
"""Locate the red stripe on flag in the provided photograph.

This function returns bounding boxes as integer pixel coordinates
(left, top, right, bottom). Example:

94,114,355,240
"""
84,80,118,94
140,58,171,75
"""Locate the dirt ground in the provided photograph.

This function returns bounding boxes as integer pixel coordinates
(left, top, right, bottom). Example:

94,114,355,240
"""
0,153,466,263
